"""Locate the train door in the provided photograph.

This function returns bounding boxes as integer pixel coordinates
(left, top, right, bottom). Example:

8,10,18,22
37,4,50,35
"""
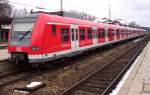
71,25,79,51
60,25,71,51
112,29,115,41
114,29,117,41
116,29,119,40
105,27,109,42
93,27,97,46
108,28,112,42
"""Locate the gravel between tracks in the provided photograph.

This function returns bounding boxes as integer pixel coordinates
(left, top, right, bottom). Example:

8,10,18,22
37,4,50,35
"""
0,40,137,95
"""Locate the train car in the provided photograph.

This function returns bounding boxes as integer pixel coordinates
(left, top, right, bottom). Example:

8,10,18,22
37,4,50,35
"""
8,13,145,66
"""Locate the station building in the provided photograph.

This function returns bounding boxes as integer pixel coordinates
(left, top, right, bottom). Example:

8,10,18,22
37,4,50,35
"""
0,18,12,43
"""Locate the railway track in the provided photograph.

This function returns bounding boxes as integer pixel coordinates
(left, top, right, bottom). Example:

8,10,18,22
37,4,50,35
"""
0,69,46,88
0,69,25,87
0,59,9,64
61,36,149,95
0,36,147,95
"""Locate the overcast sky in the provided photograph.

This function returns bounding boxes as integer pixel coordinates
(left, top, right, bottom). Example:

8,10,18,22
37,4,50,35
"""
8,0,150,27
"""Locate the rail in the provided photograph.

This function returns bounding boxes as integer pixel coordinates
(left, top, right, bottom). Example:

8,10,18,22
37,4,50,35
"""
60,36,150,95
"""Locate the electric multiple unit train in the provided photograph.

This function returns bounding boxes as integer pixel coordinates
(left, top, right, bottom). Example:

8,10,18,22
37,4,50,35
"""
8,13,145,65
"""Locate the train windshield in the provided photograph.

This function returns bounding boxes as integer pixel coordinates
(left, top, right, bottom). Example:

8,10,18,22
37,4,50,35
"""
11,16,37,46
12,22,34,39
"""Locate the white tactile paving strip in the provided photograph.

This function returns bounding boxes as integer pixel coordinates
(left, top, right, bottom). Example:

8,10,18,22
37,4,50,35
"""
0,49,9,61
117,41,150,95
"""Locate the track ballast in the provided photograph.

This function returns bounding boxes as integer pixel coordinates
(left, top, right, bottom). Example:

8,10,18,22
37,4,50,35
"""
61,36,149,95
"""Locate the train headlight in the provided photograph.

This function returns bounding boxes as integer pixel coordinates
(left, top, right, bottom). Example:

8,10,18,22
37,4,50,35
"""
32,46,40,51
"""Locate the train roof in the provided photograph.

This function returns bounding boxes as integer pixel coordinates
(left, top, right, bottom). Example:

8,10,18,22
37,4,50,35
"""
14,13,39,19
14,13,145,31
40,13,123,28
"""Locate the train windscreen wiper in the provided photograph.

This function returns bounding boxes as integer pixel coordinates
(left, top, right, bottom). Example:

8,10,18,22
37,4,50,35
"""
19,28,32,41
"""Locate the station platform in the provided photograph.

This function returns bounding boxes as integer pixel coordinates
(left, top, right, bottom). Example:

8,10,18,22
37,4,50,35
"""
0,49,9,61
0,43,7,47
117,41,150,95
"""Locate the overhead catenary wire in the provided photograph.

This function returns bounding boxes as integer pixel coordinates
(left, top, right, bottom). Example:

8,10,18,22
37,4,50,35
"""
62,0,105,20
63,0,95,13
120,0,144,25
8,0,57,12
7,0,142,25
7,0,109,20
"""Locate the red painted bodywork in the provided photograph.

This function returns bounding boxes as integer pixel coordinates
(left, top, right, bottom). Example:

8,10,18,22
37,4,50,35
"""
8,13,144,62
79,26,93,47
97,28,105,43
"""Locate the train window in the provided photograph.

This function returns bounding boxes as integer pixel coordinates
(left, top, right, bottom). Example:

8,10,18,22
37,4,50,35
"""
88,29,92,39
102,29,105,38
112,29,114,36
116,29,120,36
80,29,85,40
76,28,78,40
120,30,123,35
98,30,101,38
93,30,97,38
108,31,110,37
52,25,56,36
61,28,69,42
102,31,105,38
71,28,75,41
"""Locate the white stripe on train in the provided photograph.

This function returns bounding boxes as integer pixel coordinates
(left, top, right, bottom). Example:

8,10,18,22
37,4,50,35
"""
28,37,134,60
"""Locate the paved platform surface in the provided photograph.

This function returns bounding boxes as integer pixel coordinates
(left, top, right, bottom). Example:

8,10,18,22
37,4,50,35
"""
0,49,18,72
118,41,150,95
0,49,9,61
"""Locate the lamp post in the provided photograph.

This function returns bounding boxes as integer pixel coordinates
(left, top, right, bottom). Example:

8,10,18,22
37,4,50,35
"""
109,4,111,20
60,0,64,16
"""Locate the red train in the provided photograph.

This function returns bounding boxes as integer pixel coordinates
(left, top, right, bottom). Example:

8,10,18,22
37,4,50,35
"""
8,13,145,65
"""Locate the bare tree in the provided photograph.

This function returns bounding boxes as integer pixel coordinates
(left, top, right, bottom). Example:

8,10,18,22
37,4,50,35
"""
128,22,140,28
69,10,97,21
0,0,12,17
14,8,29,16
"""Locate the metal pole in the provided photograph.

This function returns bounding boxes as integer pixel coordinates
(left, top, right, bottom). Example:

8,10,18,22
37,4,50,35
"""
109,4,111,20
61,0,63,12
60,0,63,16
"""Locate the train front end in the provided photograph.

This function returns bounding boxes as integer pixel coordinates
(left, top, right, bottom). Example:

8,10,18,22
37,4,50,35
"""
8,14,44,64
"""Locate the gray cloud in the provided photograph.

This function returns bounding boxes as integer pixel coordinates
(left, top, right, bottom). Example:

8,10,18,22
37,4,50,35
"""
9,0,150,27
